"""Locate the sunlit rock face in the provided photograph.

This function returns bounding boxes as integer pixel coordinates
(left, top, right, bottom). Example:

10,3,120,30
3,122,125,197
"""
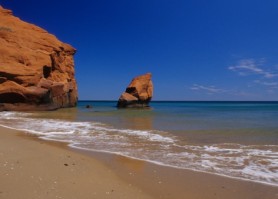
0,6,78,111
117,73,153,108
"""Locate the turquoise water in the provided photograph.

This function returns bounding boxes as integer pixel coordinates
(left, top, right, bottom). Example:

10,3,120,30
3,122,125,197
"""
0,101,278,186
78,101,278,144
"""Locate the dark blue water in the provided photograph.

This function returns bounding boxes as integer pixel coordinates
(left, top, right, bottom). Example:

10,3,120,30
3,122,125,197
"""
1,101,278,186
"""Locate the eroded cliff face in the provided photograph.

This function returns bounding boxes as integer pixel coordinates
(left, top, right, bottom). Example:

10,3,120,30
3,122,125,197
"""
0,6,78,111
117,73,153,108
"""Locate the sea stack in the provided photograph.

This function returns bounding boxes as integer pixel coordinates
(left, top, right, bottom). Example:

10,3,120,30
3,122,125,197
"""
117,73,153,108
0,6,78,111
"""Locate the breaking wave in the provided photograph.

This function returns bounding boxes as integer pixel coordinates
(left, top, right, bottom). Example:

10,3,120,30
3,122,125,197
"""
0,111,277,187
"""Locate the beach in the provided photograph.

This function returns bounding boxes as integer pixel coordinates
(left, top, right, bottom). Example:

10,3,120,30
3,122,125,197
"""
1,2,278,198
0,126,153,199
1,125,277,199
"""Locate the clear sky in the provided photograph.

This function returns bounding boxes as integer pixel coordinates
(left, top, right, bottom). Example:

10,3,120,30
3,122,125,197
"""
1,0,278,100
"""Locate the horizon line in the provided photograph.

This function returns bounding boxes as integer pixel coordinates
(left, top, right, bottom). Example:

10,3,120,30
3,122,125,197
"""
78,100,278,102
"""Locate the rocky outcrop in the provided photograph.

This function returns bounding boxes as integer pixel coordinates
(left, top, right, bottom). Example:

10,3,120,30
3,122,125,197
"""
0,6,78,111
117,73,153,108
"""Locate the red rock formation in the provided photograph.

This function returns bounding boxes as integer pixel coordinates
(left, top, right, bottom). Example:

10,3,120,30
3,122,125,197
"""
0,6,78,111
117,73,153,108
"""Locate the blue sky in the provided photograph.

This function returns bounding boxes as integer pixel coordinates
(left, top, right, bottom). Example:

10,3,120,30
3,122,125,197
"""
1,0,278,100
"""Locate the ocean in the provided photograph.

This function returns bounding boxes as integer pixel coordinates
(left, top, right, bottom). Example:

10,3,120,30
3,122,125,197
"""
0,101,278,187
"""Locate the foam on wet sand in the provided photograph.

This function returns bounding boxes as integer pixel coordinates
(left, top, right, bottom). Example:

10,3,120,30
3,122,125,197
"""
0,126,153,199
0,125,277,199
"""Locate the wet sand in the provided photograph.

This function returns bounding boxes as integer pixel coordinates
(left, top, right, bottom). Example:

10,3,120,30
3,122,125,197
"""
81,150,278,199
1,126,277,199
0,126,153,199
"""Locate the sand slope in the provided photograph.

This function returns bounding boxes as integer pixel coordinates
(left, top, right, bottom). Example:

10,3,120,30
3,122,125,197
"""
0,126,153,199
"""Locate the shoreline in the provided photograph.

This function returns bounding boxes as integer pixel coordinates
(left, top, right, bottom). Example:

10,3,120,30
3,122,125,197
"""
1,125,277,199
0,126,153,199
70,144,278,188
75,148,278,199
2,123,278,189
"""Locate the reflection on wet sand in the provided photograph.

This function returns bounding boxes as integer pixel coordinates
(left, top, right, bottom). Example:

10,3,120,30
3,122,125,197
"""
114,155,146,172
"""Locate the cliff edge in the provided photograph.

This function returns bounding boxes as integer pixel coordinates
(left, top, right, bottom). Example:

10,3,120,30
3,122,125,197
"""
0,6,78,111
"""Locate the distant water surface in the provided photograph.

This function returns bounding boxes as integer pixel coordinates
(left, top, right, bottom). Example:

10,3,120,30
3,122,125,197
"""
0,101,278,186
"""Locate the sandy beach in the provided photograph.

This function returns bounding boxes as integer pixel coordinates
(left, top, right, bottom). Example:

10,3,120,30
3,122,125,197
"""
0,126,277,199
0,126,153,199
1,2,278,199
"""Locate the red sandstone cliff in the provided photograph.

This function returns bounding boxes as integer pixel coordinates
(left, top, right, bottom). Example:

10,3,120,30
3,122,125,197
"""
117,73,153,108
0,6,78,111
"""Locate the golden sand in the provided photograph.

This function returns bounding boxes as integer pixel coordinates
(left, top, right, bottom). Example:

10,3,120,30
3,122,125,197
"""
0,126,153,199
0,126,277,199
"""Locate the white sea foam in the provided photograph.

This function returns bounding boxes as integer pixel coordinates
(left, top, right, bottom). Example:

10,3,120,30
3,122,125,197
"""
0,111,278,187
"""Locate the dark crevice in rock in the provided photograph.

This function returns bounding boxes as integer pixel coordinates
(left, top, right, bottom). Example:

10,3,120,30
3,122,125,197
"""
50,53,56,71
0,92,26,103
0,77,7,84
0,71,17,80
43,65,51,78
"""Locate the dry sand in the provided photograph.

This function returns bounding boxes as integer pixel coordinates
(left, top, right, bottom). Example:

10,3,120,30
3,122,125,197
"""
0,126,153,199
0,126,277,199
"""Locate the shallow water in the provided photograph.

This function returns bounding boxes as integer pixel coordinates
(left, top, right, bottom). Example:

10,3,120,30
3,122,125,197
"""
0,101,278,186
